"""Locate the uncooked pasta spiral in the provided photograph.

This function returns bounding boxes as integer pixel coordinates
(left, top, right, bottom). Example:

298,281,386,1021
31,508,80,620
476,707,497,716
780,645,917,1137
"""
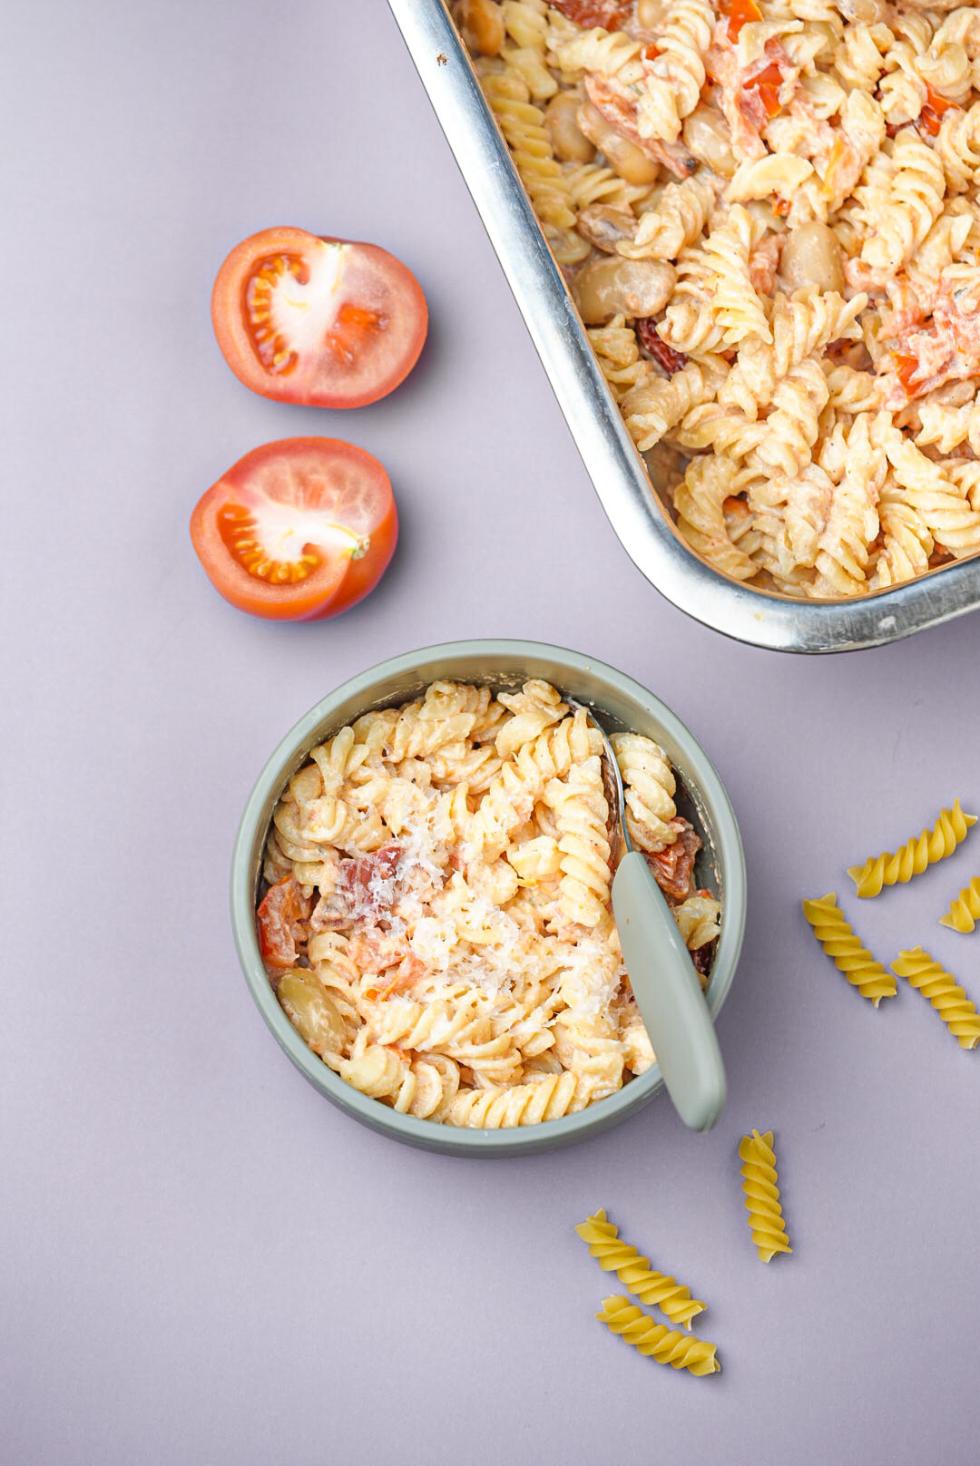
575,1209,706,1330
892,947,980,1049
847,799,977,898
939,877,980,934
739,1128,792,1263
446,1070,580,1126
596,1297,720,1376
801,893,897,1005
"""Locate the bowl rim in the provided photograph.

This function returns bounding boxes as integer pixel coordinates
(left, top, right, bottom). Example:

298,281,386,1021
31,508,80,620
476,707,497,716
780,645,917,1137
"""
230,639,747,1154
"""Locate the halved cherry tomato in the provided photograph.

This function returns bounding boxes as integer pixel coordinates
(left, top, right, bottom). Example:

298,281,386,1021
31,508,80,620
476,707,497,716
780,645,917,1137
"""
211,227,428,408
257,878,313,970
723,0,762,40
190,437,397,620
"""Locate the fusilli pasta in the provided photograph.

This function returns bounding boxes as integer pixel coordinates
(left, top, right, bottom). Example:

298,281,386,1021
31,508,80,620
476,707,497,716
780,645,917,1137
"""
459,0,980,600
847,798,977,898
939,876,980,933
801,892,897,1006
260,681,721,1127
739,1128,792,1263
575,1209,706,1330
596,1296,721,1375
892,946,980,1049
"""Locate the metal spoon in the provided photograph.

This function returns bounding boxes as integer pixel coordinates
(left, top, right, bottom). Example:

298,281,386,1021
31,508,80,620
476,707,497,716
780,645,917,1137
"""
568,698,727,1133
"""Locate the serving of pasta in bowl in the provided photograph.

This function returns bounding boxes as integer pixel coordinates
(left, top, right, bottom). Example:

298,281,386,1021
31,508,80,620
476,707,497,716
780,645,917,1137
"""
231,641,745,1154
387,0,980,650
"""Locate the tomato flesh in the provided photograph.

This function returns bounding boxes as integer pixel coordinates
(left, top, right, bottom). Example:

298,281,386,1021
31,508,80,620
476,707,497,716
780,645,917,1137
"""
724,0,762,40
212,227,428,408
190,437,397,620
258,878,312,970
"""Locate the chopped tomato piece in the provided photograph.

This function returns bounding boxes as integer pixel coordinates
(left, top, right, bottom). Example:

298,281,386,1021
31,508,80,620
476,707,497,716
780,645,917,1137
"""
549,0,632,27
892,351,924,397
920,87,959,137
190,437,397,620
212,227,427,408
257,878,312,970
365,954,427,1002
635,317,688,374
747,62,784,119
723,0,762,40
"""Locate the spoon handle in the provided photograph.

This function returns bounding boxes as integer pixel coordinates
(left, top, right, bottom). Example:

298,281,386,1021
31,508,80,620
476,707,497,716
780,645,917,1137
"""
612,850,727,1133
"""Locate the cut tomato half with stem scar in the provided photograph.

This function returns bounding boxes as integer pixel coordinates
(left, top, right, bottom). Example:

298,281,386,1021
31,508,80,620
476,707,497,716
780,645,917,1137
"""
211,226,428,408
189,437,397,620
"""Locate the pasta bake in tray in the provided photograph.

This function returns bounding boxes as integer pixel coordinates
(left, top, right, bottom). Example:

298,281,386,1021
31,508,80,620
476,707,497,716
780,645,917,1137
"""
257,679,721,1128
450,0,980,602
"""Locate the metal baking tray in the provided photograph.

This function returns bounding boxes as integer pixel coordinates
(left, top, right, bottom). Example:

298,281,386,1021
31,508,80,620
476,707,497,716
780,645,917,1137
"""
387,0,980,653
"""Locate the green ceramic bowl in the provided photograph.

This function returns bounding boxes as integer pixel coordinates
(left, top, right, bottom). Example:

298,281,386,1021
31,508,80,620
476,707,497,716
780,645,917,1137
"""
231,640,746,1156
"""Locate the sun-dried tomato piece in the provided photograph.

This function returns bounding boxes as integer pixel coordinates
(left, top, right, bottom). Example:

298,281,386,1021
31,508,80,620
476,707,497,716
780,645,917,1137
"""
692,942,715,981
635,317,688,374
550,0,632,29
645,820,702,903
257,877,313,970
339,843,404,920
310,843,405,932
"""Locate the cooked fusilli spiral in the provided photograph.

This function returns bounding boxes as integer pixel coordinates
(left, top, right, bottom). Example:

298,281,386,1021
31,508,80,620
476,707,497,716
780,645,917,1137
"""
847,799,977,898
575,1209,705,1330
462,0,980,602
891,947,980,1049
739,1128,792,1263
446,1070,581,1125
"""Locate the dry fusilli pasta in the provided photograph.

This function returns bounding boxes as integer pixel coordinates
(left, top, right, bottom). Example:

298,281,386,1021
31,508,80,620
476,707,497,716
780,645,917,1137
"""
939,876,980,933
575,1209,705,1330
801,892,897,1006
596,1296,721,1375
891,947,980,1049
739,1128,792,1263
847,799,977,898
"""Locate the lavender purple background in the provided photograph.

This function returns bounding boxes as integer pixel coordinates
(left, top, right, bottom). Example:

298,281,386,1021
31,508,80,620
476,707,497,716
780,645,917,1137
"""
3,3,980,1461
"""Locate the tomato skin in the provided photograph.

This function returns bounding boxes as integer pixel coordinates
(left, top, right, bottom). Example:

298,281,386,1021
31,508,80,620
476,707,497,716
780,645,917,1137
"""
189,437,398,622
211,226,428,409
